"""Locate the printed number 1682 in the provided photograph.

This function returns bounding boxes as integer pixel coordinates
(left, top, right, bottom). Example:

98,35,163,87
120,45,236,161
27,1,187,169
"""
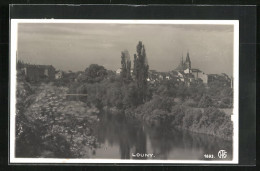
204,154,215,159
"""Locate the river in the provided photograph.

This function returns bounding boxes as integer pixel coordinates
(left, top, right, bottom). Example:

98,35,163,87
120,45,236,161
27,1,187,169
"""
88,112,233,160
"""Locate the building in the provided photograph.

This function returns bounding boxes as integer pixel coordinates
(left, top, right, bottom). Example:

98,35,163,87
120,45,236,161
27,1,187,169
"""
190,69,208,84
116,68,134,76
116,68,122,75
55,70,64,79
176,52,191,72
175,52,209,85
175,52,201,85
21,64,55,81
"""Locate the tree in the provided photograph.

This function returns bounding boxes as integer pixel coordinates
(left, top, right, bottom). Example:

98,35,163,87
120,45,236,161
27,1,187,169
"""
80,64,107,83
121,51,127,79
120,50,132,81
133,41,149,104
126,60,131,80
133,54,137,79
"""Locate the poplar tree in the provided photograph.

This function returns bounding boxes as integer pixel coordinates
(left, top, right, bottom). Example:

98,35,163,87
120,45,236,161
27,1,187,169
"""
121,50,132,81
133,54,137,79
133,41,149,103
120,51,127,79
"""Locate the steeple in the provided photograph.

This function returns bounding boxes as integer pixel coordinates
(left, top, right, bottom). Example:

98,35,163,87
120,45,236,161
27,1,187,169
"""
185,51,191,69
186,52,190,62
181,53,184,65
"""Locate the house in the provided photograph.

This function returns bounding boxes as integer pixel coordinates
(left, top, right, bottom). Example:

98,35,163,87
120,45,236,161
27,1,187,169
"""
183,73,195,86
174,71,185,82
158,74,164,80
22,64,55,81
116,68,134,76
55,70,64,79
184,68,190,74
116,68,122,75
190,69,208,84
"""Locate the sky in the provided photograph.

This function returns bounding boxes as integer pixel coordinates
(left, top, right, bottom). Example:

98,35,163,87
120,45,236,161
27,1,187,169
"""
17,23,234,76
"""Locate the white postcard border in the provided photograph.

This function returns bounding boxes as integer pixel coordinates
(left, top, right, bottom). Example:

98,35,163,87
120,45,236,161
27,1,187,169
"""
10,19,239,164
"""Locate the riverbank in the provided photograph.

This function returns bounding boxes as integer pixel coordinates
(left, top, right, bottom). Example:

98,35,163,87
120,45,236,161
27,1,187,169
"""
124,101,233,141
16,81,100,158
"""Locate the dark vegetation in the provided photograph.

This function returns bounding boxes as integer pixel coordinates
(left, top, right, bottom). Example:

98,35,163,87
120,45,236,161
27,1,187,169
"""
16,72,99,158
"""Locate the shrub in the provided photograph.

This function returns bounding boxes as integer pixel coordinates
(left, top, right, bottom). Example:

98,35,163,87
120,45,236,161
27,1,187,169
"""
82,64,108,83
182,111,193,129
183,98,197,107
139,95,175,115
183,108,203,129
145,109,169,126
218,97,233,108
198,94,213,108
169,105,186,127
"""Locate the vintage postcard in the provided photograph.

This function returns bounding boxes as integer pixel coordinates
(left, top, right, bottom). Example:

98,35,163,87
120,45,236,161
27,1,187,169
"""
10,19,239,164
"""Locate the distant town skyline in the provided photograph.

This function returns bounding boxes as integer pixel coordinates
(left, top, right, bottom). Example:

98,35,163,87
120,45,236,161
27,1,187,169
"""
17,23,234,76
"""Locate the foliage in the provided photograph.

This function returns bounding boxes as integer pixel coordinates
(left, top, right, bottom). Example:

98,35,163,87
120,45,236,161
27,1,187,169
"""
188,81,206,102
176,83,189,101
126,102,233,140
77,64,108,83
133,41,149,104
16,81,99,158
169,105,186,127
122,82,139,108
183,98,197,107
73,78,141,110
120,50,132,81
218,97,233,108
207,78,233,108
198,94,213,108
53,72,77,87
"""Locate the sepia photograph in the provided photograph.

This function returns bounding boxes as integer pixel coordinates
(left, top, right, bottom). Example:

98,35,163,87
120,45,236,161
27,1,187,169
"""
10,20,239,164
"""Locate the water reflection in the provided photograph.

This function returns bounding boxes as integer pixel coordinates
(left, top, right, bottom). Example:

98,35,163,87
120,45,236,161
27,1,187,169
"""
90,112,233,160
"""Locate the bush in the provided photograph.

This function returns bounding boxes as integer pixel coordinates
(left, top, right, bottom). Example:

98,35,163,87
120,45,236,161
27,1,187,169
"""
139,95,175,114
182,112,193,129
122,82,139,108
183,108,203,129
197,107,232,139
169,105,186,127
167,106,232,140
78,64,108,83
218,97,233,108
145,109,169,126
198,94,213,108
183,98,197,107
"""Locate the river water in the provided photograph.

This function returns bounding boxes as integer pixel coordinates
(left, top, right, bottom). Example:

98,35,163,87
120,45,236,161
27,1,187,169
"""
88,112,233,160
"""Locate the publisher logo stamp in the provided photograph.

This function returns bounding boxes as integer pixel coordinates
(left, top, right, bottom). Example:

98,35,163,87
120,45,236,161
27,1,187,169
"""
218,150,227,159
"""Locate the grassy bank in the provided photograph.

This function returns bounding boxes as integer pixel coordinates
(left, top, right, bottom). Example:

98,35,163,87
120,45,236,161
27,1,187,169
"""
125,96,233,141
16,80,100,158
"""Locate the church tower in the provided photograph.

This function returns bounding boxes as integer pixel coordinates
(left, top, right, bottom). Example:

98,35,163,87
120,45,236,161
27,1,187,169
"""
181,53,184,66
185,52,191,69
176,52,192,71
